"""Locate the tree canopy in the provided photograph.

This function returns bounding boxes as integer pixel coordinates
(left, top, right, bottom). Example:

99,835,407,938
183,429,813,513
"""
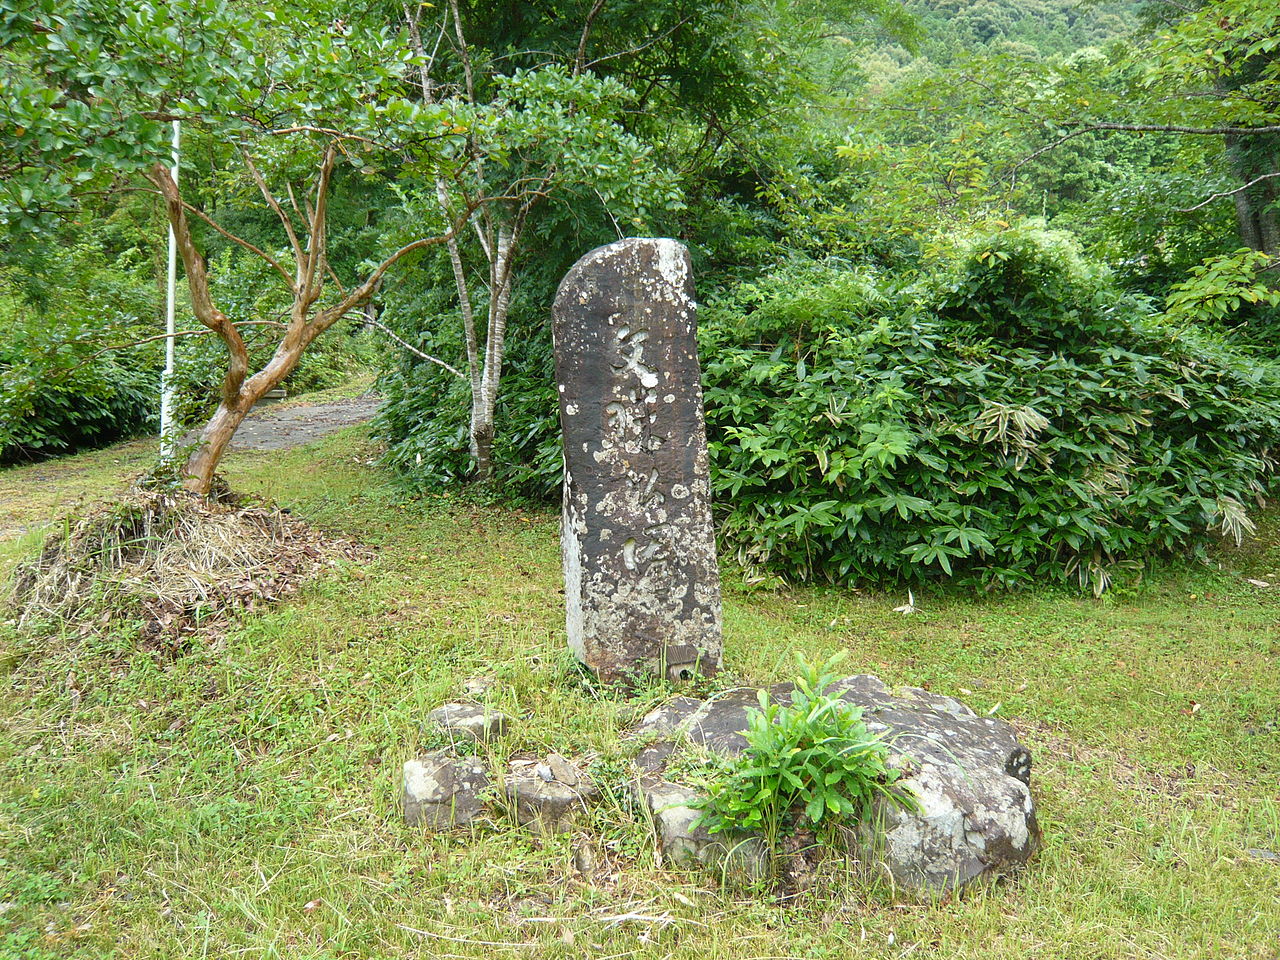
2,0,1278,588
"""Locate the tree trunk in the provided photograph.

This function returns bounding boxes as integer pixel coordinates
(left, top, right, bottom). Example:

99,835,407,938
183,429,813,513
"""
1225,133,1280,258
182,397,255,495
467,224,516,483
179,331,314,495
471,416,495,481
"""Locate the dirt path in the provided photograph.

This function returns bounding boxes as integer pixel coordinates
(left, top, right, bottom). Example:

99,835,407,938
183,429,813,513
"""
213,394,381,452
1,393,382,546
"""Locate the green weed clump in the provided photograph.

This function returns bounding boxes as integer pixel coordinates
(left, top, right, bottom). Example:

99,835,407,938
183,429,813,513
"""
695,656,914,855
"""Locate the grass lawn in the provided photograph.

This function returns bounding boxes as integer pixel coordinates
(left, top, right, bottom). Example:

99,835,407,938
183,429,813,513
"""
1,425,1278,959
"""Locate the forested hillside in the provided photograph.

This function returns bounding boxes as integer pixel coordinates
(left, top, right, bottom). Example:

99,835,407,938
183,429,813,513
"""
904,0,1139,55
3,0,1278,590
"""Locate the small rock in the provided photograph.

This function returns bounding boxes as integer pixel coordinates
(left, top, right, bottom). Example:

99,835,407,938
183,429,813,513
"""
546,752,583,787
463,676,496,697
505,766,598,834
427,702,510,743
403,750,489,828
1246,848,1280,863
535,763,554,782
572,840,598,875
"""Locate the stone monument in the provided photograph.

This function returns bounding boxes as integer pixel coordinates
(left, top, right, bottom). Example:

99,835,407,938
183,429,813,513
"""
552,238,722,683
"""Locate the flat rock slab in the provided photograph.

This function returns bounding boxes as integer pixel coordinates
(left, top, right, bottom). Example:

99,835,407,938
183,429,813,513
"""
634,674,1041,891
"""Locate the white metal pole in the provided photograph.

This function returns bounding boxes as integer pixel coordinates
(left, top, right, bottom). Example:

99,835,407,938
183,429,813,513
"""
160,119,180,459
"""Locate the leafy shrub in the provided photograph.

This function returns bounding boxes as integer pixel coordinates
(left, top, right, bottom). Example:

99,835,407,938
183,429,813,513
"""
1162,248,1280,354
0,242,160,463
694,655,912,847
702,225,1280,591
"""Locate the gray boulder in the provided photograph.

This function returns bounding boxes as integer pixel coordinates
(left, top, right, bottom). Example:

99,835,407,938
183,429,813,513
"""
637,779,768,883
402,750,490,828
634,674,1040,891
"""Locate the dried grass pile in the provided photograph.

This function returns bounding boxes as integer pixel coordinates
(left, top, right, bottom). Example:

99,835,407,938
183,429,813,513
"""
10,487,369,649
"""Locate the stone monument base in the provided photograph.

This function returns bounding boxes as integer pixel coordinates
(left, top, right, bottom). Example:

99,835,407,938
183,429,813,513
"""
633,674,1041,891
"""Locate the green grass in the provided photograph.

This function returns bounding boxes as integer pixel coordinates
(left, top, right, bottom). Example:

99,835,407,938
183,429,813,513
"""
1,426,1278,959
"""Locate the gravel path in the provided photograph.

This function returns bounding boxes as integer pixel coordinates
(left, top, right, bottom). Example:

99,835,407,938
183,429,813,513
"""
199,394,382,452
0,395,382,545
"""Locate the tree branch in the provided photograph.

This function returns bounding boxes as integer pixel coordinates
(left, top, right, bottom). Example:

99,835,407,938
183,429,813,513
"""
173,192,296,291
1085,121,1280,136
243,150,304,269
1178,172,1280,213
574,0,607,76
584,16,692,70
57,320,289,379
68,328,212,372
447,0,475,103
1006,127,1096,178
304,144,337,307
364,317,465,378
1006,120,1280,185
307,199,484,341
148,162,251,403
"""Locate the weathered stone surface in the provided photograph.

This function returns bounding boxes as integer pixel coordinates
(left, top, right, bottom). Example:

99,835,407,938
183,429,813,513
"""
427,702,510,743
545,752,583,787
634,675,1040,891
402,750,489,828
637,779,768,882
552,238,722,683
505,760,599,834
